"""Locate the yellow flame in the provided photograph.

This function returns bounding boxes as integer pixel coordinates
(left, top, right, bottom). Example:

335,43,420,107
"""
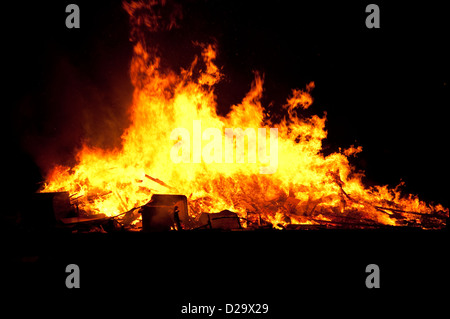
40,1,448,229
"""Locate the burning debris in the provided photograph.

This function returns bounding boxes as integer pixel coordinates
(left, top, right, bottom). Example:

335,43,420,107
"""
34,0,447,231
25,191,446,233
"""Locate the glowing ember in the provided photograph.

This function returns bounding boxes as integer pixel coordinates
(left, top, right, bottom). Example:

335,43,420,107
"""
40,1,448,229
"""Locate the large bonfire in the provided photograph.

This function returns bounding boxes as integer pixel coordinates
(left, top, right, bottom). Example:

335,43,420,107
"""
40,1,448,229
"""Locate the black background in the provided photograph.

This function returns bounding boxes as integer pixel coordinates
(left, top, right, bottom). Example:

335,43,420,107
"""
2,0,449,315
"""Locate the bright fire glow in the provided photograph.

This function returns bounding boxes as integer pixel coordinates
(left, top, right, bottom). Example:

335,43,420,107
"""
40,1,448,229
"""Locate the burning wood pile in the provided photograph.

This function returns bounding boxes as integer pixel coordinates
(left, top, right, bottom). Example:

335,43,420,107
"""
25,191,447,233
31,1,448,232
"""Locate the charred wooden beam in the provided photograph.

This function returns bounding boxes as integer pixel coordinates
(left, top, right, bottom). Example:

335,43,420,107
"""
309,218,386,229
144,174,175,191
285,224,327,230
375,206,447,219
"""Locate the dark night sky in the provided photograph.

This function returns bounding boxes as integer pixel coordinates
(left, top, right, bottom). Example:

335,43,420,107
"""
4,0,450,208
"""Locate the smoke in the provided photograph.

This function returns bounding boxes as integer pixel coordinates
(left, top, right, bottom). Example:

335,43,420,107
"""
15,1,187,178
10,2,134,178
123,0,183,35
19,58,130,173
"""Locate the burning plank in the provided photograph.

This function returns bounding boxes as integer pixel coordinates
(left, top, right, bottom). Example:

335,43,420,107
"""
144,174,176,191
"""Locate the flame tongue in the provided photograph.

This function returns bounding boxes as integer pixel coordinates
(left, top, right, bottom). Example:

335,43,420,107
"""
40,1,448,229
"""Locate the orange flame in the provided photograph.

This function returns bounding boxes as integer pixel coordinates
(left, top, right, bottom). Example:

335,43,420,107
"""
40,1,448,229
